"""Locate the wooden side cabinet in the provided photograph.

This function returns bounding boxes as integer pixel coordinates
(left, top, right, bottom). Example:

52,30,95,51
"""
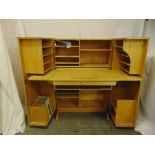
18,37,149,127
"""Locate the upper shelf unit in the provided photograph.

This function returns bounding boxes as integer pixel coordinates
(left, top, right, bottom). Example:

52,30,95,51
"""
19,38,148,75
113,39,148,75
19,39,54,74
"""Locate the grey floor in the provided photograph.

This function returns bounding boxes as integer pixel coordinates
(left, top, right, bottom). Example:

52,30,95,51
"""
23,113,140,135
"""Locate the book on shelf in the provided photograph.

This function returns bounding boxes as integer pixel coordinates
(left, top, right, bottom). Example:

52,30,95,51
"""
34,96,52,118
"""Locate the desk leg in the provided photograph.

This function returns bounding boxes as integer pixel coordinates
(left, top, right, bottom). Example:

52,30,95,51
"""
56,110,59,120
105,90,110,120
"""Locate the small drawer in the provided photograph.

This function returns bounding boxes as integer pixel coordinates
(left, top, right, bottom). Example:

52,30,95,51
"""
53,81,116,86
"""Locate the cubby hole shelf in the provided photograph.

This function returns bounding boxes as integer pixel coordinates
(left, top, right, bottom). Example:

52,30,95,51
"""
56,95,79,99
44,67,52,73
80,40,112,49
115,40,123,47
42,46,53,48
44,60,52,65
57,100,104,112
80,64,111,68
42,39,53,48
55,45,79,48
80,49,112,51
56,90,79,99
115,45,123,48
55,64,79,68
55,62,79,65
57,100,79,109
120,67,130,73
55,40,79,47
43,53,53,57
55,55,79,58
120,60,130,66
55,57,79,67
116,48,131,73
79,100,104,109
119,53,129,58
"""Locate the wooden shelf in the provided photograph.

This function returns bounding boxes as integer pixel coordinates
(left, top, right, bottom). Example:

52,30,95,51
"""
119,53,129,58
42,45,53,48
56,86,112,90
44,67,52,73
55,45,79,48
80,49,112,51
55,62,79,65
43,53,53,57
80,40,112,49
55,65,79,68
115,45,123,48
80,64,110,68
57,100,104,112
56,94,79,99
120,67,129,73
57,100,78,109
55,55,79,58
120,60,130,66
44,60,52,65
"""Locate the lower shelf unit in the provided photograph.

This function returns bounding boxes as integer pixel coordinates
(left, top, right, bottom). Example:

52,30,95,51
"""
55,87,110,113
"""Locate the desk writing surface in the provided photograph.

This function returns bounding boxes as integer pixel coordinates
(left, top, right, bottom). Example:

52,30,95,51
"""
28,68,141,82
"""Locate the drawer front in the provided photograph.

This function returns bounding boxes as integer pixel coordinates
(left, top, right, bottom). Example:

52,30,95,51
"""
29,106,49,126
53,81,116,86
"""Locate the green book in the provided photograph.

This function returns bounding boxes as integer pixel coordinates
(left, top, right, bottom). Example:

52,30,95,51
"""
34,96,52,119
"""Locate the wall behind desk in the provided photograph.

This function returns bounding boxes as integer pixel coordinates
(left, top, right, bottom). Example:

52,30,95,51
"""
0,19,145,114
22,19,144,38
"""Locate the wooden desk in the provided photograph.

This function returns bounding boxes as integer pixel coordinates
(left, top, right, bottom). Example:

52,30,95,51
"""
28,68,142,127
19,38,148,128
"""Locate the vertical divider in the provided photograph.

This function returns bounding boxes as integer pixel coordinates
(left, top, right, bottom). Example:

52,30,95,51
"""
79,39,81,67
78,90,81,108
52,39,56,69
109,40,114,69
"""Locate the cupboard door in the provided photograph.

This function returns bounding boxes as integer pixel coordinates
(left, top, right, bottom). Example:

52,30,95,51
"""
115,100,136,127
123,39,148,75
21,39,44,74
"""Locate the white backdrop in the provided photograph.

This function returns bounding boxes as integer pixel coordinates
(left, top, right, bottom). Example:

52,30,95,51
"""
0,21,25,134
135,20,155,134
1,19,155,134
22,19,144,38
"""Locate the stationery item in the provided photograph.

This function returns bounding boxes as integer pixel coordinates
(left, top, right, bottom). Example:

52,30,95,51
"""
56,40,71,48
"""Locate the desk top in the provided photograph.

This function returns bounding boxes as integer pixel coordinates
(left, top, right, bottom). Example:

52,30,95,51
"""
28,68,141,82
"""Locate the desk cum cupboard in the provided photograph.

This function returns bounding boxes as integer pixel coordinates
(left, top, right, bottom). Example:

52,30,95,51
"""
19,38,148,127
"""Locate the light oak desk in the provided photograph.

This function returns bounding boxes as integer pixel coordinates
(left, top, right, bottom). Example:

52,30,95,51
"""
19,38,148,128
28,68,142,127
